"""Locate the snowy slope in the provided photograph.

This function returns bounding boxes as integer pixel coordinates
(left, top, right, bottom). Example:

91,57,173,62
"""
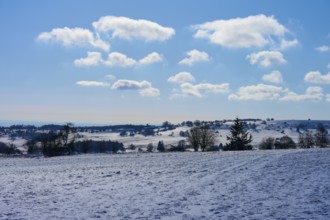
1,149,329,219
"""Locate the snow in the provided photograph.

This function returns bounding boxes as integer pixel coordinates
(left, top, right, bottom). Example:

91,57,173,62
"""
1,149,329,219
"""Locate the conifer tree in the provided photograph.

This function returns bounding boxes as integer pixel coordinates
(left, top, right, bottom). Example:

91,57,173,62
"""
224,117,253,151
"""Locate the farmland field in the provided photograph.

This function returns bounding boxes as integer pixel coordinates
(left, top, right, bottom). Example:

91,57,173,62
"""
1,149,329,219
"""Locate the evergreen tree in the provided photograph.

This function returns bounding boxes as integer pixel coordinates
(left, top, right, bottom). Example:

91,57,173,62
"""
157,141,165,152
224,117,253,151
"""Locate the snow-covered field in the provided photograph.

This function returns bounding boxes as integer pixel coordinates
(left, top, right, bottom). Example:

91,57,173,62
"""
1,149,329,219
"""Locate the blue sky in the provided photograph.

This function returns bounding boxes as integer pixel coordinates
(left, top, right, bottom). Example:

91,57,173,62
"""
1,0,330,125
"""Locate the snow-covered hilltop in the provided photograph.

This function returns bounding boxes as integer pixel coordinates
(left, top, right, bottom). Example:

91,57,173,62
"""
0,119,329,154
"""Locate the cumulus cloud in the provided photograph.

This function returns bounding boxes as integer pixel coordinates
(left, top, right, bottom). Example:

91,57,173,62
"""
74,51,103,66
228,84,284,101
247,51,287,67
304,71,330,84
326,94,330,102
112,80,160,97
315,45,330,52
75,51,163,67
279,39,299,50
280,87,324,101
193,14,288,49
139,87,160,97
76,81,110,87
93,16,175,41
229,84,325,102
139,52,163,65
262,70,283,83
37,27,109,51
168,72,196,84
103,52,137,67
104,74,116,80
176,82,229,98
178,49,210,65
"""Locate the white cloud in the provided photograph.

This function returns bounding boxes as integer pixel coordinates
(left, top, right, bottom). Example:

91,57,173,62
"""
179,82,230,98
247,51,287,67
280,87,324,101
327,63,330,69
304,71,330,84
262,70,283,83
168,72,196,84
139,52,163,65
178,49,210,65
112,80,160,97
74,52,102,66
93,16,175,41
37,27,109,51
103,52,137,67
280,39,299,50
315,45,330,52
104,74,116,81
193,14,288,49
228,84,285,101
229,84,325,102
75,51,163,67
326,94,330,102
76,81,110,87
139,87,160,97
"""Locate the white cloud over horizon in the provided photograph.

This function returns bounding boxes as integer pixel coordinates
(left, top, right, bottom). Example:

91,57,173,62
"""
193,14,290,49
262,70,283,83
168,72,196,84
76,81,111,87
304,71,330,84
111,80,160,97
172,82,230,98
228,84,284,101
229,84,325,102
280,86,324,101
37,27,110,51
247,51,287,67
92,16,175,42
178,49,210,65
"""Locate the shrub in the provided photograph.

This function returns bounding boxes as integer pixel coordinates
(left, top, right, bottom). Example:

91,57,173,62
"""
147,143,154,152
259,137,275,150
274,136,296,149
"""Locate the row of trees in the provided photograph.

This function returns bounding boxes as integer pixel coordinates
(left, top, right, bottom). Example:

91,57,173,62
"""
298,124,329,148
186,117,253,151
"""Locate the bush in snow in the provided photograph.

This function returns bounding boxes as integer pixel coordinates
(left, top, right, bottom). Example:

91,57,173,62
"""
274,136,296,149
157,141,165,152
298,130,315,148
0,142,21,155
259,137,275,150
147,143,154,152
168,140,186,152
314,123,329,148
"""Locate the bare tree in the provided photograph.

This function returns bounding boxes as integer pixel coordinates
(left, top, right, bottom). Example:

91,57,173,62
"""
298,130,314,148
199,126,215,151
315,123,329,148
188,126,215,151
188,127,201,151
